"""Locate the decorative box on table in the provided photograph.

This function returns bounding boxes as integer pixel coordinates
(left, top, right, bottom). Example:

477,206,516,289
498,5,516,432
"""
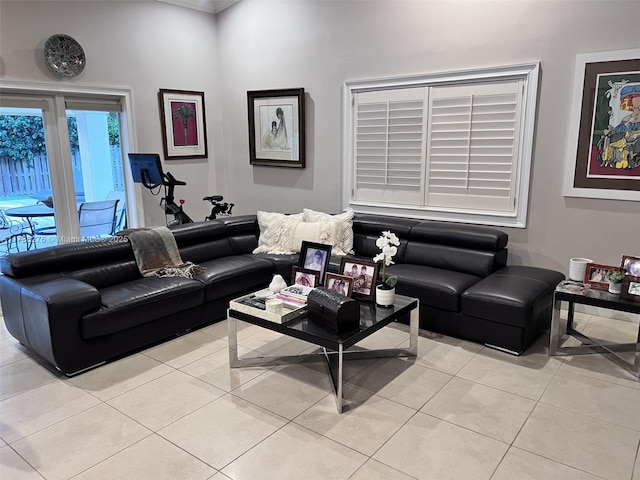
307,287,360,333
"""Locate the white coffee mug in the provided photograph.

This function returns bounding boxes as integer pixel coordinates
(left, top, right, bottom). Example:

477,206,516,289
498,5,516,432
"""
569,257,592,282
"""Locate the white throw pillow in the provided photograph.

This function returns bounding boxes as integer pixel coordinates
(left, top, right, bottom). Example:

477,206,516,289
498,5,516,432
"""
253,211,303,254
291,221,342,254
302,209,354,255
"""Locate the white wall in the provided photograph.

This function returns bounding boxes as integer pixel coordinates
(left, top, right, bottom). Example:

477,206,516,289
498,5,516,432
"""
1,0,638,277
215,0,640,274
0,0,220,224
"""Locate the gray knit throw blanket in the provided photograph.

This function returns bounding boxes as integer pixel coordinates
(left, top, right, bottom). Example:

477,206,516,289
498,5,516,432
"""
127,226,204,278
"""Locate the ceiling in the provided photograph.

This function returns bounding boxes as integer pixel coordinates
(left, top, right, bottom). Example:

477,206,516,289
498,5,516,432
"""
155,0,240,14
1,0,240,15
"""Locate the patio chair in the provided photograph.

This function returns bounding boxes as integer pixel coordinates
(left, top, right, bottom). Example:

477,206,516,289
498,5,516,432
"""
0,209,31,255
106,190,127,232
78,199,120,238
34,199,120,240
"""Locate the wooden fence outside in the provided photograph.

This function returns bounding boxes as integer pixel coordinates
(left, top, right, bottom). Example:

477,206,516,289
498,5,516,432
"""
0,146,123,197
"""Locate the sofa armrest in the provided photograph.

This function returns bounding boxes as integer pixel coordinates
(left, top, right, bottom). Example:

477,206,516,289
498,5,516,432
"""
17,278,107,374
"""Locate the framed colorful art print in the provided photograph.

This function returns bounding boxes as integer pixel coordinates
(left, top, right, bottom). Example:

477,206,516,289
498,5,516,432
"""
158,89,208,160
563,49,640,201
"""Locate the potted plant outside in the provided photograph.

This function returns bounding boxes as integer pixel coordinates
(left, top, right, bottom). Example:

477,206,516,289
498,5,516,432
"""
607,269,625,294
373,230,400,307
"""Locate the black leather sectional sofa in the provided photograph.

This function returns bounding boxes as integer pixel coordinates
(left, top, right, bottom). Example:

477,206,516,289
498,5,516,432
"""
0,213,563,375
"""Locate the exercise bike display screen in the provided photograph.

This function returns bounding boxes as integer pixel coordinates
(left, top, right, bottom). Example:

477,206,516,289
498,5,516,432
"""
128,153,164,186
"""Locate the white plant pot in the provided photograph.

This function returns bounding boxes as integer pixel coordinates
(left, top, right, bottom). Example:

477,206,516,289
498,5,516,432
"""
608,282,622,295
376,286,395,307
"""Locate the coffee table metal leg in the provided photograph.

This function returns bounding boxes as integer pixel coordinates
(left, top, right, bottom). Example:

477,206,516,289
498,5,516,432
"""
549,294,564,355
322,344,345,413
337,344,344,413
409,303,419,355
228,315,239,367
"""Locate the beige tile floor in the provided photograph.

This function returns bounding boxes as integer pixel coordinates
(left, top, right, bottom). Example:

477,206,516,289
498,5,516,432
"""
1,311,639,480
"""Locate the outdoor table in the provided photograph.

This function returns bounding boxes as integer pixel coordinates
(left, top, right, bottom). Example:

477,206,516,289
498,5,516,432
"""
4,204,56,241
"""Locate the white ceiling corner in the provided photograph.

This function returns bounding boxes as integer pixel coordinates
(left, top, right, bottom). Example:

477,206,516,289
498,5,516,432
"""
155,0,240,14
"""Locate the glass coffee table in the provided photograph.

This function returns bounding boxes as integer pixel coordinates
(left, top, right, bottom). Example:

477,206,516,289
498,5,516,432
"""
549,283,640,378
227,293,419,413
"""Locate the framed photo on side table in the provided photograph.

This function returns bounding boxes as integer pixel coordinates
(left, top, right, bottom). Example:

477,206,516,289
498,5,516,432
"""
621,255,640,277
339,257,379,302
299,241,331,284
620,275,640,303
584,263,620,289
158,89,208,159
247,88,305,168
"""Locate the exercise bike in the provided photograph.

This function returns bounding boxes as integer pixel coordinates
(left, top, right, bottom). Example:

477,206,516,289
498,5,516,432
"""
159,171,193,227
203,195,234,221
128,153,234,228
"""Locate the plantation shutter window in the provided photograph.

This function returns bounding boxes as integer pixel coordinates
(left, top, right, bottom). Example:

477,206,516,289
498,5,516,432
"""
353,88,426,206
344,63,538,228
426,80,522,213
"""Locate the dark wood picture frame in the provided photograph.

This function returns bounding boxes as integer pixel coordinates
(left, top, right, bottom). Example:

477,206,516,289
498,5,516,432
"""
620,255,640,277
291,266,320,288
247,88,305,168
584,263,620,289
299,241,331,284
158,89,208,160
325,273,354,298
620,275,640,303
339,256,379,302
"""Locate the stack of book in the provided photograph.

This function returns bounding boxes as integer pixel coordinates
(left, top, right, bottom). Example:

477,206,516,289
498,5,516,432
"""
276,285,314,308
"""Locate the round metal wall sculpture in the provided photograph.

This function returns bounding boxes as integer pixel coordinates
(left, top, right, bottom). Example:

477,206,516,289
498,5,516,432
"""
43,34,86,78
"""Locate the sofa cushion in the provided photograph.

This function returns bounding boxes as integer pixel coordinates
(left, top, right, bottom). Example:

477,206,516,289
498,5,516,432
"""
404,242,504,277
254,252,299,278
63,260,141,289
303,209,354,255
351,214,418,263
461,266,565,328
253,211,304,254
81,277,205,339
410,221,508,251
0,238,133,279
196,255,275,301
390,264,481,312
219,215,259,254
291,221,342,254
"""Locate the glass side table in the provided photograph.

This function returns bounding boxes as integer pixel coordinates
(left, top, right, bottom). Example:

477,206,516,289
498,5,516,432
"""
549,283,640,378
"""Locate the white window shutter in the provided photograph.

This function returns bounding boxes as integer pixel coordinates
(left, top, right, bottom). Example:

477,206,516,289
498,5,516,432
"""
353,88,426,205
426,80,523,213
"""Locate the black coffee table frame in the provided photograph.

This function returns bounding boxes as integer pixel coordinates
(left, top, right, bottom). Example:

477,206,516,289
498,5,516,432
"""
228,294,419,413
549,287,640,378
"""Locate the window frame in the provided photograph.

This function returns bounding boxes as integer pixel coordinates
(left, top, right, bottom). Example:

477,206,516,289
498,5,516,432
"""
342,63,540,228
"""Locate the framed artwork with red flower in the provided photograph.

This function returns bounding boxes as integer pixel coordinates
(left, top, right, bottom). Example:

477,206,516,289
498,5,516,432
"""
158,89,208,160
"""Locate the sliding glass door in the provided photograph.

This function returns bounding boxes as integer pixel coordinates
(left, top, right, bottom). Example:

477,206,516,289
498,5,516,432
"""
0,90,132,251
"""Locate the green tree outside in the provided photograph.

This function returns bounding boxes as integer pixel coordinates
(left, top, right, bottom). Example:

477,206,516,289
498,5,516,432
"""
0,112,120,168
